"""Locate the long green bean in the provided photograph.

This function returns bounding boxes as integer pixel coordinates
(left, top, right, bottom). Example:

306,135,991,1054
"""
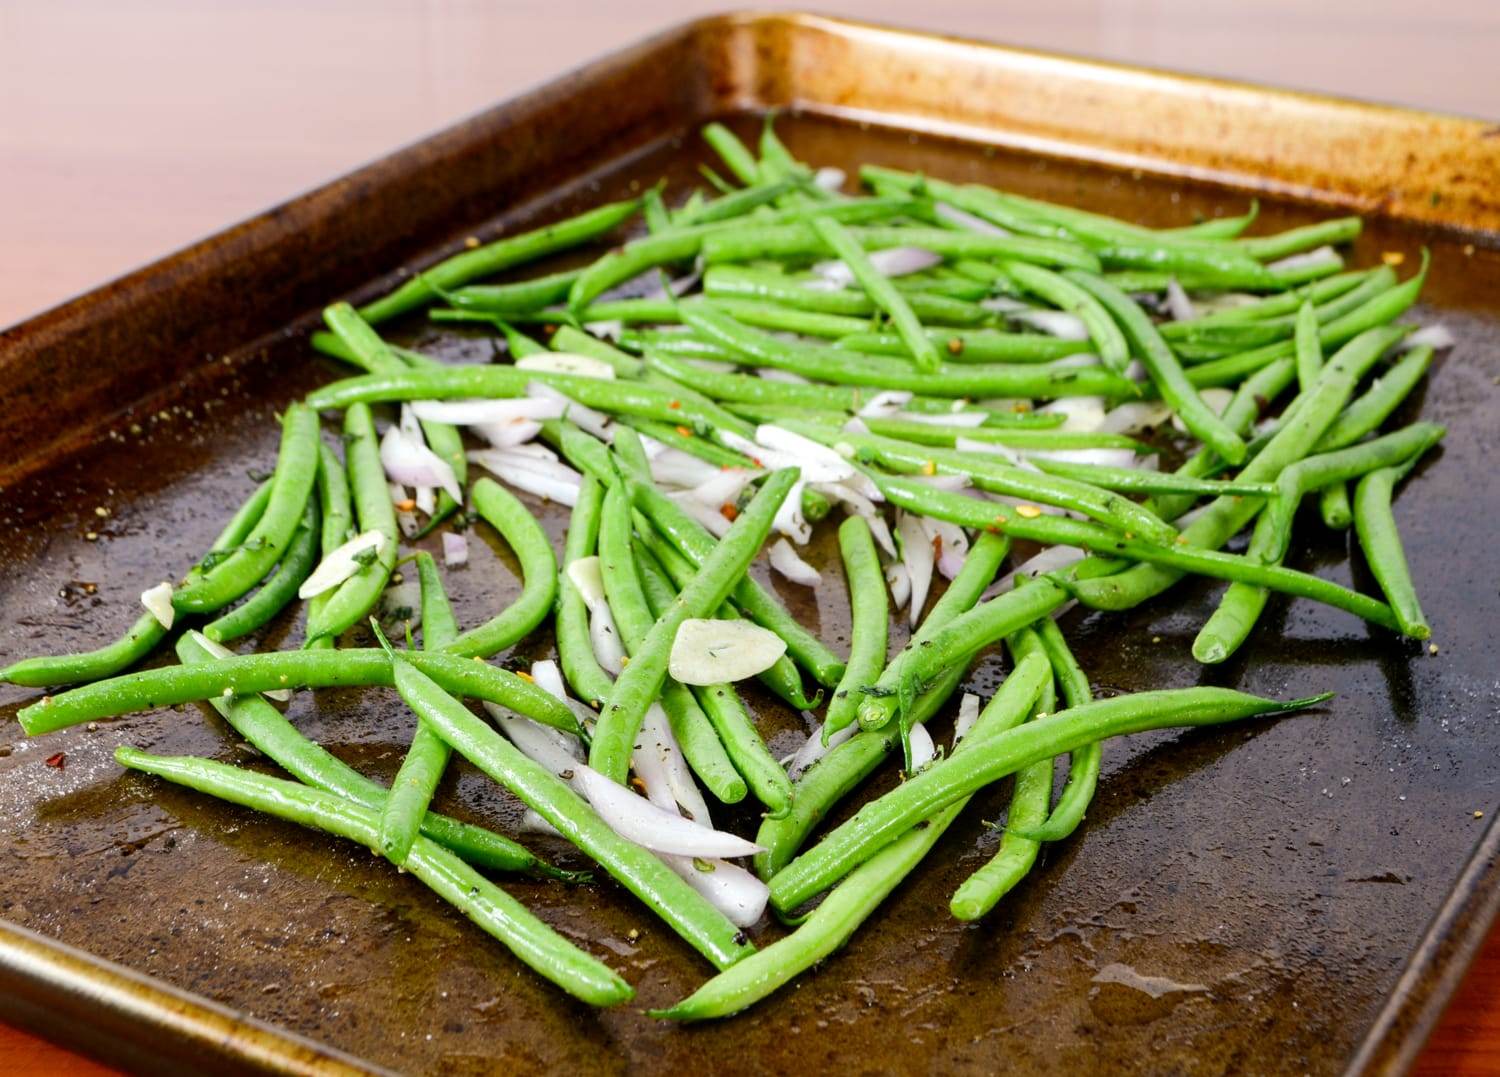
824,516,888,743
116,746,629,1005
203,496,320,643
770,688,1331,911
1354,459,1431,638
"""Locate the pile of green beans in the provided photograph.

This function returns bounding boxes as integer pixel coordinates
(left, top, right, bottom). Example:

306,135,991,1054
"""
7,117,1452,1017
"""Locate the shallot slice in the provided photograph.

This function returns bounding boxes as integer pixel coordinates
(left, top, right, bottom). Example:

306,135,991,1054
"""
299,530,386,599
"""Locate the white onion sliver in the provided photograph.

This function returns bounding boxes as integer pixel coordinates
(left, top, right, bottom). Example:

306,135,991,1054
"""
381,417,462,503
1267,245,1339,273
896,513,934,628
588,603,626,676
1404,324,1456,351
934,201,1010,236
189,629,291,702
886,561,910,611
754,425,856,483
867,247,943,277
1098,400,1173,435
650,448,725,490
769,539,821,587
1164,278,1196,322
467,449,582,506
907,723,936,770
514,353,616,379
668,619,788,685
141,581,174,629
487,703,584,778
954,693,981,745
787,721,856,780
299,530,387,599
575,767,761,857
855,390,913,418
1037,396,1108,432
663,855,768,927
640,704,712,825
921,516,969,581
866,513,897,559
566,556,608,608
669,490,735,537
442,532,468,567
529,659,568,704
757,367,812,385
473,418,543,448
1012,309,1090,341
771,478,811,544
812,166,846,191
988,545,1085,599
892,409,989,428
1026,447,1142,469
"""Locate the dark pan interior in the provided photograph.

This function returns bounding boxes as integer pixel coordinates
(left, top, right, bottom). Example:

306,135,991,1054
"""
2,110,1498,1075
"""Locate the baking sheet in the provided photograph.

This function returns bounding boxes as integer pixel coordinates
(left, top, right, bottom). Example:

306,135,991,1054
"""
1,15,1498,1075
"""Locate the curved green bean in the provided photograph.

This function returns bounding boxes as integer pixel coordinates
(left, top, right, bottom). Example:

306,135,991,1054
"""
702,266,988,325
811,215,940,371
1025,613,1098,842
203,495,320,642
556,475,614,708
174,404,320,613
1004,261,1130,373
305,403,399,644
770,688,1332,911
117,747,628,1005
701,223,1101,272
174,632,555,876
304,443,352,651
832,328,1091,364
1354,460,1430,638
444,479,557,658
361,197,641,324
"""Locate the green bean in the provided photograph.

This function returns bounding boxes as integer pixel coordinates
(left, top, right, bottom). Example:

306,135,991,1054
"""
1029,457,1275,498
1165,204,1259,239
305,404,399,644
948,626,1055,920
854,530,1012,736
378,551,461,865
856,574,1069,732
174,404,320,613
1354,459,1430,638
678,300,1135,399
786,421,1175,543
0,611,169,689
833,327,1088,364
1159,269,1376,333
632,519,819,712
753,635,983,882
857,416,1145,453
701,122,761,185
642,353,882,411
702,266,989,325
384,642,755,970
1102,256,1343,293
634,538,791,815
360,198,641,324
1025,614,1098,842
202,496,320,642
1295,300,1323,394
598,481,745,803
442,268,583,315
1004,261,1130,374
556,475,614,708
725,399,1067,431
116,746,628,1005
19,645,582,738
769,687,1331,911
1068,324,1412,613
547,324,645,376
1315,346,1433,451
429,311,551,358
534,297,874,340
304,444,352,651
443,479,557,658
873,474,1403,632
304,365,750,441
1066,271,1245,463
1181,256,1425,386
567,199,915,313
3,479,270,683
682,179,804,224
619,417,754,469
1319,483,1353,529
623,467,845,689
642,186,672,233
174,632,555,876
824,516,888,744
701,223,1101,272
590,468,800,783
1238,217,1362,261
657,652,1050,1021
809,215,941,370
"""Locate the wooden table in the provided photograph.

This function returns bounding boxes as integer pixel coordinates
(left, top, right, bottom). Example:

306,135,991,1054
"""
2,2,1496,1071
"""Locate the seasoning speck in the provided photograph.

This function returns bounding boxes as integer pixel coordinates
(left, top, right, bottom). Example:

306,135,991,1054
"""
85,531,99,542
94,506,110,518
464,236,481,249
1015,504,1042,518
1381,251,1406,266
45,752,66,769
1428,643,1440,654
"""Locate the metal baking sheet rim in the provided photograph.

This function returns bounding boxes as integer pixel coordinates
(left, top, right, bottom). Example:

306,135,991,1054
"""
1,11,1496,1075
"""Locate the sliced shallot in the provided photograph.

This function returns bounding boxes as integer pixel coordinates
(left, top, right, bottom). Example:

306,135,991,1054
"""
769,539,821,586
298,530,387,599
574,766,761,858
141,581,174,630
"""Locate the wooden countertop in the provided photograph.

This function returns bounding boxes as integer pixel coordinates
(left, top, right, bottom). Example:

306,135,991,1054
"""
2,2,1497,1071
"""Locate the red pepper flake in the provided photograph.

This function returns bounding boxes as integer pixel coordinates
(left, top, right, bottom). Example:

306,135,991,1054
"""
720,503,739,522
45,752,66,769
675,425,693,438
668,400,682,410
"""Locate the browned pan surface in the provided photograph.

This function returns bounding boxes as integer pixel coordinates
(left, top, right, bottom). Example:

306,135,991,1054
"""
2,14,1499,1076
